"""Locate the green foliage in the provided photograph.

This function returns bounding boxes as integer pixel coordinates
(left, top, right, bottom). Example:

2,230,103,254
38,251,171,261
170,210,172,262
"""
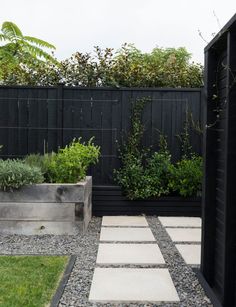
169,156,203,197
0,159,44,191
115,98,203,199
111,44,203,88
115,98,148,199
145,150,172,198
24,153,55,182
178,117,193,159
0,21,57,85
47,138,100,183
24,138,100,184
0,21,56,61
115,99,172,199
58,44,203,88
0,42,203,87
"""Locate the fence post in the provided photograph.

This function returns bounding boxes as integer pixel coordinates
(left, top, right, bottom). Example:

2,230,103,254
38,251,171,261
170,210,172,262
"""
57,83,64,149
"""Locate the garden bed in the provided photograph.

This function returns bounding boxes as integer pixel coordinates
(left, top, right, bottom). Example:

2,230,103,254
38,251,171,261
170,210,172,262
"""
0,176,92,235
92,186,201,217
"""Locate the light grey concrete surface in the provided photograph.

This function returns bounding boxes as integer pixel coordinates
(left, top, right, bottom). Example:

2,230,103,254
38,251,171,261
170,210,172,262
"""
176,244,201,265
96,243,165,265
159,217,201,228
100,227,156,242
102,216,148,227
165,228,201,242
89,268,180,302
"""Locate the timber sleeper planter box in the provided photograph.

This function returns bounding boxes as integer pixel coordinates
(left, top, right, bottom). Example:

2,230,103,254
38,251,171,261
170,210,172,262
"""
92,186,201,217
0,176,92,235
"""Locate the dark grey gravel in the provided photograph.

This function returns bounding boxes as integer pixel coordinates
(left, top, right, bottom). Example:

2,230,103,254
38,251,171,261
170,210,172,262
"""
0,218,101,259
0,216,212,307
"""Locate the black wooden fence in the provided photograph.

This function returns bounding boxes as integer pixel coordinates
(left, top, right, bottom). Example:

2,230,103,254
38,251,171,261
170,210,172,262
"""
200,13,236,307
0,86,203,185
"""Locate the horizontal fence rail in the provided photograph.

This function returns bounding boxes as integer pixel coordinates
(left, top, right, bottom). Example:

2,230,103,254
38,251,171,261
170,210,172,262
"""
0,86,203,185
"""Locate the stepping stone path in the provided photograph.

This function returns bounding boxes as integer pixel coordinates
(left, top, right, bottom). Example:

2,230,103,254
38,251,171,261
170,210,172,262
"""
89,216,180,303
159,216,202,266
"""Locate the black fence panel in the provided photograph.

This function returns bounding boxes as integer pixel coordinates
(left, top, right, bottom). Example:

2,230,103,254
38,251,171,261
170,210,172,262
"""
0,86,203,185
200,14,236,307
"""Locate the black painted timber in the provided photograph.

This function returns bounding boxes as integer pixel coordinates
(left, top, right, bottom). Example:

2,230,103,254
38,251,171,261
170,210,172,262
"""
92,186,201,217
0,86,203,185
201,13,236,307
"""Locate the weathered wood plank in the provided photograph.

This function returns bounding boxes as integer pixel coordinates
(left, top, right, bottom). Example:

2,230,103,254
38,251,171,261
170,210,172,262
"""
0,177,92,203
0,202,75,221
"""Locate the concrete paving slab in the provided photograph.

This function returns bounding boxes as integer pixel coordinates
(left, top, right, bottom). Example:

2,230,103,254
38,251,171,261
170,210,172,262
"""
159,217,201,227
176,244,201,265
100,227,156,242
102,216,148,227
96,243,165,264
89,268,179,302
166,228,201,242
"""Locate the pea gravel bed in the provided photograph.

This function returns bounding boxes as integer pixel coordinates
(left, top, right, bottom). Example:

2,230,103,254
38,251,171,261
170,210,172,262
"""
0,216,212,307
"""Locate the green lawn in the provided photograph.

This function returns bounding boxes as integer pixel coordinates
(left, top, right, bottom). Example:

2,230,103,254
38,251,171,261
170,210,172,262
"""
0,255,69,307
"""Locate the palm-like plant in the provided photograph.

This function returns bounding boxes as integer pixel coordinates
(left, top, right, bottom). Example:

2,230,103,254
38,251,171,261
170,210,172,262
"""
0,21,56,63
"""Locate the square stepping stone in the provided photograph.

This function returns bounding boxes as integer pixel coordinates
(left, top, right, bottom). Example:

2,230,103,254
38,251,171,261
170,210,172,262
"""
166,228,201,242
96,243,165,265
159,217,201,227
175,244,201,265
102,216,148,227
89,268,179,302
100,227,156,242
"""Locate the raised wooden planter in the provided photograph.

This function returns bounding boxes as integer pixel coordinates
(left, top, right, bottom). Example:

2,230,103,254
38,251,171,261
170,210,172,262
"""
92,186,201,217
0,176,92,235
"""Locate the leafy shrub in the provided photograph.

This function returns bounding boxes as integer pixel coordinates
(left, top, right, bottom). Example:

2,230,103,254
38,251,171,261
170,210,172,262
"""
145,151,172,197
115,98,173,199
168,156,203,197
24,153,55,182
115,97,203,199
0,159,44,191
47,138,100,183
115,152,146,200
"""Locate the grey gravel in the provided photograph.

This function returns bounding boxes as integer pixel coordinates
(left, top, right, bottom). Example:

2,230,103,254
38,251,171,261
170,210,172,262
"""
0,216,212,307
